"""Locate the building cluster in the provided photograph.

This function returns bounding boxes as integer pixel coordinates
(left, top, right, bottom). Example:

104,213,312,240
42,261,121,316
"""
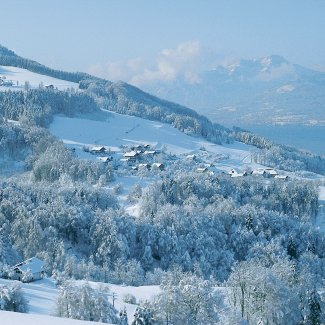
86,143,165,172
0,76,14,86
121,144,160,164
228,167,289,180
88,146,114,163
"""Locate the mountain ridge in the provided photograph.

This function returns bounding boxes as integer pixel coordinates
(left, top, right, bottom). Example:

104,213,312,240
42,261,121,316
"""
142,54,325,126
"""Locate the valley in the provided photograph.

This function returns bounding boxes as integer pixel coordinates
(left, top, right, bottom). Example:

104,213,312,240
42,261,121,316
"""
1,45,325,324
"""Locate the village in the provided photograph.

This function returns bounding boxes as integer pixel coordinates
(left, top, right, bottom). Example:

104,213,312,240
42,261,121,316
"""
0,144,289,287
0,76,15,87
83,141,290,181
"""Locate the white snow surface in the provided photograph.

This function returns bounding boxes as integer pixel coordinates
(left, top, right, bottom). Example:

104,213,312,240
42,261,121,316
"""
0,311,107,325
0,66,78,90
14,257,44,273
49,110,256,172
0,277,160,325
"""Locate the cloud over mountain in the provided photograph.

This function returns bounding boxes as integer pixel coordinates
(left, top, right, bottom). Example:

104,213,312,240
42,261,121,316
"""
88,41,224,86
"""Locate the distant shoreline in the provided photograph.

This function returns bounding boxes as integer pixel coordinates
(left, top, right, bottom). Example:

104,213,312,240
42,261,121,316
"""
241,124,325,156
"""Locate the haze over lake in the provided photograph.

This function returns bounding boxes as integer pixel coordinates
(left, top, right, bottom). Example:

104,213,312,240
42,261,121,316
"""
244,124,325,157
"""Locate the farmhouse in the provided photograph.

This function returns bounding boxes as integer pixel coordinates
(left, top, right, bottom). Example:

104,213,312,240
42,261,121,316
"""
265,168,278,177
152,162,165,171
228,169,247,178
196,167,208,173
97,156,112,163
90,146,106,154
1,80,13,86
11,257,44,282
252,168,267,176
143,150,158,156
274,175,289,181
123,151,139,161
186,154,196,161
138,163,151,170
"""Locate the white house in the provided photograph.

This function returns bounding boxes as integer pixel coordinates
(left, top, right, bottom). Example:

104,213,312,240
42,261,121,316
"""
252,168,267,176
138,163,151,170
228,169,247,178
97,156,112,163
123,151,139,161
143,150,158,156
196,167,208,173
186,154,196,161
11,257,45,282
265,168,278,177
274,175,289,181
152,162,165,171
90,146,106,154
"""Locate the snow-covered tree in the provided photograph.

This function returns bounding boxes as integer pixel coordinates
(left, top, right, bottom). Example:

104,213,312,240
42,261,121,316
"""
152,272,222,325
56,282,119,323
0,283,28,313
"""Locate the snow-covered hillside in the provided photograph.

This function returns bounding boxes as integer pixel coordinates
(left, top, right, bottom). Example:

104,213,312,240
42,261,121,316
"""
0,312,107,325
0,278,159,325
0,66,78,90
49,110,255,172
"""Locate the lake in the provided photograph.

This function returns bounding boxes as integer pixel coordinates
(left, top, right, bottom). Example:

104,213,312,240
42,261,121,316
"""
240,124,325,157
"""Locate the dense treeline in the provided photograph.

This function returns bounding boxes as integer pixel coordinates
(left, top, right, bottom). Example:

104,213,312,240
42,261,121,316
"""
234,127,325,175
1,132,324,324
0,88,99,126
0,129,322,283
81,80,232,144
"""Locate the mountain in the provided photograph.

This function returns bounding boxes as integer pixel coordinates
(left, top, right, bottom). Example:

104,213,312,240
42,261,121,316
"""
142,55,325,126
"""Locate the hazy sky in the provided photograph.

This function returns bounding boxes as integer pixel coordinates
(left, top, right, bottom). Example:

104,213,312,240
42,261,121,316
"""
1,0,325,83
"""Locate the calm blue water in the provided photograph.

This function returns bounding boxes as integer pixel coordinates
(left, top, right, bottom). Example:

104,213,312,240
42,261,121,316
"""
241,125,325,156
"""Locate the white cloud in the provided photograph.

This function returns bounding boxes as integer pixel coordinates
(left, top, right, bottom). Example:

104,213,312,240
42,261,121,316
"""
88,41,220,86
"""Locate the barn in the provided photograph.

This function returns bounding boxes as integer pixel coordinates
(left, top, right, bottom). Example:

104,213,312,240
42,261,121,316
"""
11,257,45,282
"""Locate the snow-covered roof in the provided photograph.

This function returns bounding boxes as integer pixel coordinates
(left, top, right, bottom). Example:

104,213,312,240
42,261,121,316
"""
13,257,44,274
144,150,157,155
124,151,138,157
138,163,150,169
252,169,266,175
97,156,112,162
90,146,106,152
196,167,208,173
274,175,289,180
265,169,278,175
152,163,164,167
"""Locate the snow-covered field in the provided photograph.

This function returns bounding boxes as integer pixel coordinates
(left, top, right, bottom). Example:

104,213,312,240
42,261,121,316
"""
0,66,78,90
0,311,107,325
49,110,256,172
0,278,160,324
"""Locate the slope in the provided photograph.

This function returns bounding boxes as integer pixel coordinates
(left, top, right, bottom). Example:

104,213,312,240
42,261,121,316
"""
0,44,92,83
0,65,78,90
0,277,160,325
49,110,254,169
